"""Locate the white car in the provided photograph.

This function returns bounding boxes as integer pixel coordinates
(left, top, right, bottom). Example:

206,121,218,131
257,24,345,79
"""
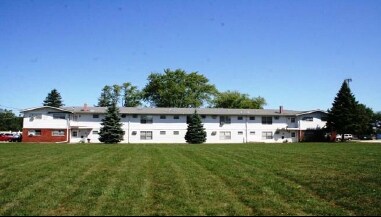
336,134,353,141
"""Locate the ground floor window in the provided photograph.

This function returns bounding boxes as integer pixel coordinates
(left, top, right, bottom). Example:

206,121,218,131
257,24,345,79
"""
262,131,273,140
28,130,41,136
220,131,231,140
291,132,296,137
140,131,153,140
52,130,65,136
72,130,78,137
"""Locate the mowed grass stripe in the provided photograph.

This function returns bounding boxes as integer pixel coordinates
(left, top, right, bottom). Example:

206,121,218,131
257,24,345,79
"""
200,145,350,215
0,145,110,215
0,143,380,216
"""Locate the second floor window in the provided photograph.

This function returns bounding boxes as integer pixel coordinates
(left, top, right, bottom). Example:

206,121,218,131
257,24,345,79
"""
141,115,153,124
220,116,231,125
262,116,273,125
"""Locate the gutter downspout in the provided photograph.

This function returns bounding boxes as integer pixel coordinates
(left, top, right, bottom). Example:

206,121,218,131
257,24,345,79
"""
56,114,70,144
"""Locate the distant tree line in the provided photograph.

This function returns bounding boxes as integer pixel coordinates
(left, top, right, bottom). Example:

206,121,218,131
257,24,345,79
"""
96,68,267,109
0,110,22,131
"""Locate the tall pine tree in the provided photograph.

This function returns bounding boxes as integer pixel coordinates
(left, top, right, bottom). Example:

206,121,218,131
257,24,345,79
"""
43,89,64,107
185,110,207,144
327,81,364,141
99,103,125,144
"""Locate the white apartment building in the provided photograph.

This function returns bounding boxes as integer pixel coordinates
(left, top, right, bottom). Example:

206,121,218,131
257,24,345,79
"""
21,105,327,143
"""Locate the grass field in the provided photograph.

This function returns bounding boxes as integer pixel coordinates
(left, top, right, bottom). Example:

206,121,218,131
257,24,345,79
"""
0,142,380,216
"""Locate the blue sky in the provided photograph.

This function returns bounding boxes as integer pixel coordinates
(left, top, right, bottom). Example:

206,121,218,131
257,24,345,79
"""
1,0,380,114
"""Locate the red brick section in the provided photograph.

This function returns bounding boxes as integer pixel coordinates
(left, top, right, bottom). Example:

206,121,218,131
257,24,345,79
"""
22,129,68,143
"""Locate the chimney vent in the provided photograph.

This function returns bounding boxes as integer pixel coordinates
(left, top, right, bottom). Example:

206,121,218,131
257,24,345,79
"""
279,106,284,114
82,103,89,111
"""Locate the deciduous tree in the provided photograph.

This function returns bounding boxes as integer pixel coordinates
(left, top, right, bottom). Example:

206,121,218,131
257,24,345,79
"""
212,90,266,109
142,69,217,108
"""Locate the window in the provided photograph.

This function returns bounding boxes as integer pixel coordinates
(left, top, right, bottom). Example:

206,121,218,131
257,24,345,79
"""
53,113,66,119
93,114,100,118
132,114,138,118
262,116,273,125
160,131,166,135
249,116,255,120
220,116,231,125
212,115,217,119
250,131,255,135
72,131,78,137
220,131,231,140
201,115,206,119
211,131,217,136
173,131,179,135
238,116,243,120
262,131,273,140
160,115,166,119
238,131,243,135
140,131,153,140
291,132,296,137
174,115,179,119
92,131,99,135
274,116,279,120
141,115,153,124
291,117,296,123
28,130,41,136
52,130,65,136
29,113,42,119
302,117,313,121
131,131,137,135
121,114,127,118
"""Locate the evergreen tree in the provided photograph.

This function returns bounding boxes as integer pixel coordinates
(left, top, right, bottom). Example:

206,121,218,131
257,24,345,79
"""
327,81,372,141
98,103,125,144
185,111,207,144
43,89,64,107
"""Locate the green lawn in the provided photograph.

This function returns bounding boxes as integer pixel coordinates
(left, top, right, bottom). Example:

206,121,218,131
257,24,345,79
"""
0,143,380,216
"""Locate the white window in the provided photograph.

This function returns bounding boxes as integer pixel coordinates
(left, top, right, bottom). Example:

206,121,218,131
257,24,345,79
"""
174,115,180,119
220,131,231,140
53,113,66,119
302,117,313,121
160,115,166,119
28,130,41,136
29,113,42,119
141,115,153,124
132,114,138,118
291,117,296,123
291,132,296,137
52,130,65,136
140,131,153,140
160,131,166,135
93,114,100,118
238,116,243,120
121,114,127,118
238,131,243,135
249,116,255,120
131,131,137,135
92,131,99,135
173,131,179,135
211,131,217,136
250,131,255,135
72,131,78,137
262,131,273,140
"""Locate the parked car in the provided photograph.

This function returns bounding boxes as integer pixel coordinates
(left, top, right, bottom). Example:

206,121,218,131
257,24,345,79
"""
10,134,22,142
0,133,14,142
358,135,373,140
335,134,353,141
